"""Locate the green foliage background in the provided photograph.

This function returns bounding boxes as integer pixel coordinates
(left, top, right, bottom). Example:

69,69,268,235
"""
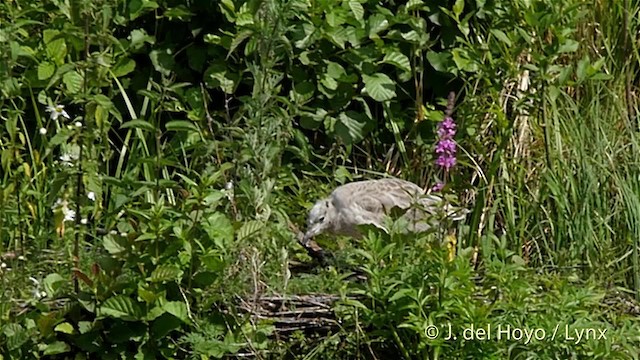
1,0,640,358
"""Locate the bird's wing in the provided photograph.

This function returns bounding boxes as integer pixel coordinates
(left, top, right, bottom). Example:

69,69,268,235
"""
332,178,424,213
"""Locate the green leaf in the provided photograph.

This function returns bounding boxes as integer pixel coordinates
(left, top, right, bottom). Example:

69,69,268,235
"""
37,62,55,80
150,264,183,283
558,39,579,54
362,73,396,101
382,51,411,72
103,234,126,254
348,1,364,21
149,49,175,76
43,29,67,65
62,71,83,94
453,0,464,18
163,301,190,323
490,29,512,46
427,51,451,72
100,295,144,321
236,220,263,241
42,341,70,356
203,213,234,249
336,111,369,144
43,273,65,297
228,29,253,57
165,120,199,132
112,58,136,77
120,119,155,131
54,322,74,334
368,14,389,37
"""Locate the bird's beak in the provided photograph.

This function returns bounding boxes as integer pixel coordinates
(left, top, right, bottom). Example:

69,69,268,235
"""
302,225,321,246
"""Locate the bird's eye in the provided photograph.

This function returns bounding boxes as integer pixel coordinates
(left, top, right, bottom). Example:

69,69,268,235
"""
318,216,325,223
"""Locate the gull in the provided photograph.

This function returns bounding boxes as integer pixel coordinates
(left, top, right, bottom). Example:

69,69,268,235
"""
303,178,467,245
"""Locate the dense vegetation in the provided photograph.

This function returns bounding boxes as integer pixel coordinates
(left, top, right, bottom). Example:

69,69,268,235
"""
1,0,640,358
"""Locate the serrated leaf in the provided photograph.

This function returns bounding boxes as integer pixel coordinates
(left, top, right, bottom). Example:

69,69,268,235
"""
349,1,364,21
37,62,55,80
368,14,389,37
236,220,263,241
382,51,411,72
362,73,396,101
63,71,83,94
165,120,199,132
99,295,143,321
150,264,183,283
120,119,155,131
44,29,67,65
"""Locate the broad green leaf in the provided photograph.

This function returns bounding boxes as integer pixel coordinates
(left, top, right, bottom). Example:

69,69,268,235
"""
112,58,136,77
236,220,263,241
43,29,67,65
203,213,234,249
362,73,396,101
37,62,55,80
349,1,364,21
62,71,83,94
100,295,143,320
368,14,389,37
54,323,74,334
382,51,411,72
336,111,369,144
41,341,70,356
43,273,65,297
149,49,174,76
558,39,579,54
427,51,451,72
103,234,126,254
326,61,346,79
150,264,183,283
163,301,190,323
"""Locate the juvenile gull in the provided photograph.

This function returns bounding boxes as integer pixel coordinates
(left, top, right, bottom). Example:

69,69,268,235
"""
303,178,467,245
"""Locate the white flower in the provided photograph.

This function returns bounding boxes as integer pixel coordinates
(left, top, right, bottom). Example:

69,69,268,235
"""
40,291,47,298
87,192,96,201
18,255,25,261
80,218,88,225
59,153,73,166
39,127,47,135
64,209,76,222
74,121,82,128
46,104,70,121
53,198,76,223
225,181,234,190
29,276,40,286
0,262,6,269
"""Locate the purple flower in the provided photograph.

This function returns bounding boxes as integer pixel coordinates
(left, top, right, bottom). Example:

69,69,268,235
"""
431,182,445,192
437,117,457,139
436,155,457,170
435,139,456,154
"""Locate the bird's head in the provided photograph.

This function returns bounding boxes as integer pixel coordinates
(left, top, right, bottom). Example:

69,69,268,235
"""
303,198,333,244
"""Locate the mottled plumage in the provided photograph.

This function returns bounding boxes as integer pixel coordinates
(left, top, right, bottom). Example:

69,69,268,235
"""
303,178,467,244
